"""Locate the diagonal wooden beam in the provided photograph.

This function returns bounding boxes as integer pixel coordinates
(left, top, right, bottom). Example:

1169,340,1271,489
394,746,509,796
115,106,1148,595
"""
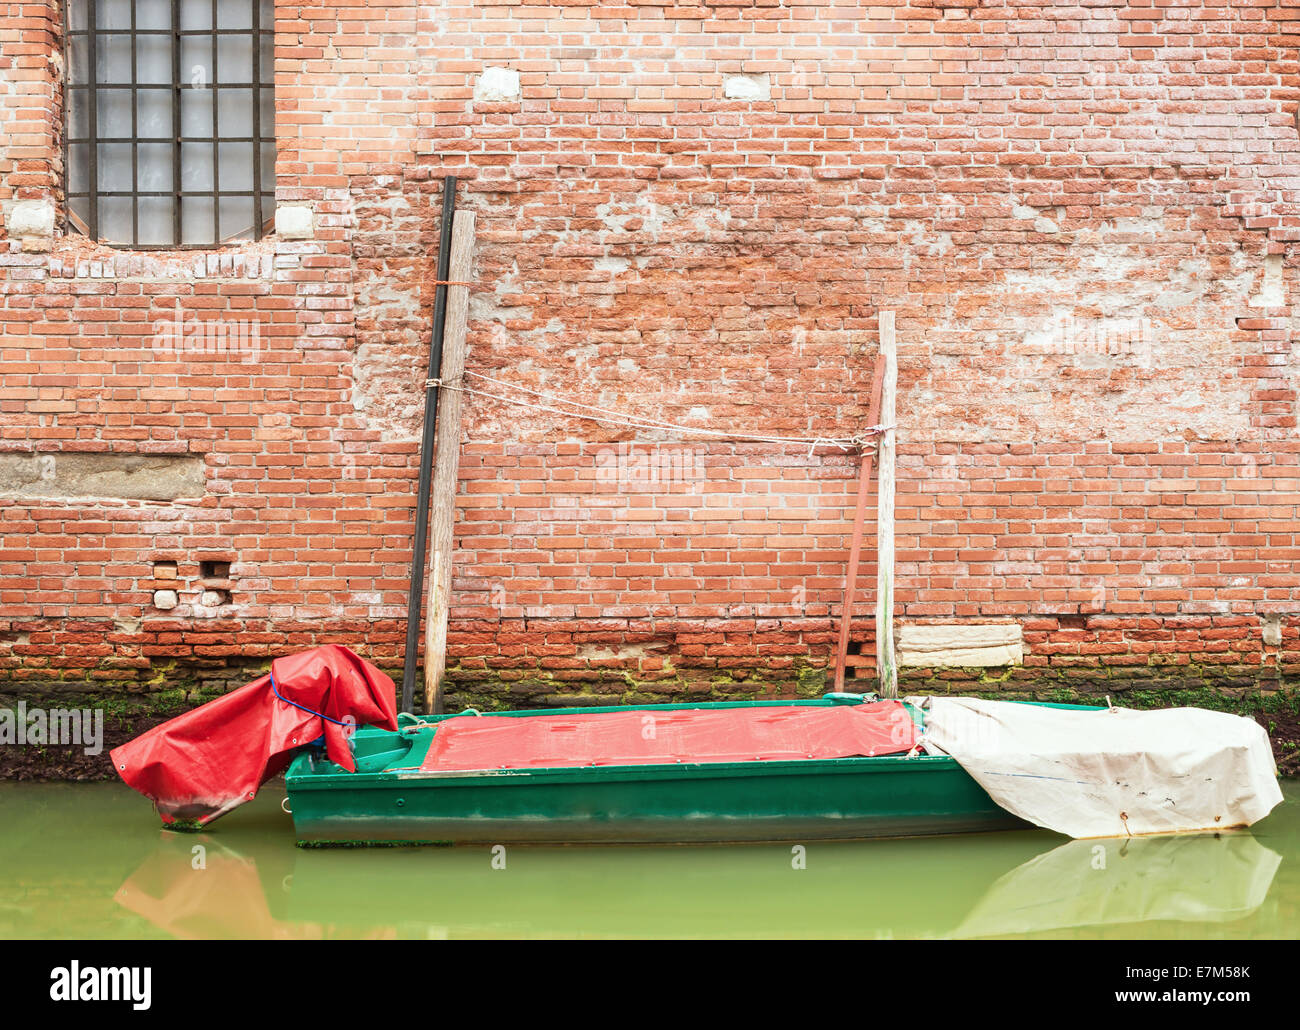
832,349,887,693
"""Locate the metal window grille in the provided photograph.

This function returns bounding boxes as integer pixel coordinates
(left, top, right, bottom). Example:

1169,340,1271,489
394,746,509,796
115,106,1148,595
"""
64,0,275,249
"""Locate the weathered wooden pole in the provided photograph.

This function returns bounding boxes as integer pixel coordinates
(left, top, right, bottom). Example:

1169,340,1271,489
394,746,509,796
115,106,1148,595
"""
424,210,476,714
875,310,898,698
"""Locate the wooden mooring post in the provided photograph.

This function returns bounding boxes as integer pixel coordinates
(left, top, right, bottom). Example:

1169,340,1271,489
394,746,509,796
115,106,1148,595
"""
423,210,477,714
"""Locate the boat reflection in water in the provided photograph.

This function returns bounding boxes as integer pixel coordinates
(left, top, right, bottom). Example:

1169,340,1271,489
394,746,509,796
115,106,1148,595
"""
112,817,1285,940
113,837,393,940
951,832,1283,939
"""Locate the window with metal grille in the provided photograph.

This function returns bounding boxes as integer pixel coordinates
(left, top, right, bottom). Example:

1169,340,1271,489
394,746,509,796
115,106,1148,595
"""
64,0,274,249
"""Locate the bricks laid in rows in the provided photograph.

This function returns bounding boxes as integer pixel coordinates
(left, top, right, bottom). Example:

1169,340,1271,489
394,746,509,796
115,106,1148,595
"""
1,0,1299,696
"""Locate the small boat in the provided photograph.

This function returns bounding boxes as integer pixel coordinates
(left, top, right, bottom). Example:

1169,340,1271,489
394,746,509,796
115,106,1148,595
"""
112,645,1284,846
284,696,1032,846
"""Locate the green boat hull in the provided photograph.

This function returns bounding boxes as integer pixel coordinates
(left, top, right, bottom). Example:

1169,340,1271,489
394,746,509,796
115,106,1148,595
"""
288,755,1023,845
286,698,1035,845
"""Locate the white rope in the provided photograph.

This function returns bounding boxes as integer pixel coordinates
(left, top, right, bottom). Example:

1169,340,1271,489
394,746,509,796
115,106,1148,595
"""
425,371,887,451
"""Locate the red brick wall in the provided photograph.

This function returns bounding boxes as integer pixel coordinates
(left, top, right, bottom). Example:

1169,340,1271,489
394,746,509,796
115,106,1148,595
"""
0,1,59,201
3,0,1300,703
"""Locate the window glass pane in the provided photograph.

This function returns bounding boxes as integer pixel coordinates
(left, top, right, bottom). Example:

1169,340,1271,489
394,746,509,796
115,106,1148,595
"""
97,88,132,137
217,34,252,83
100,195,135,243
180,35,213,88
69,195,91,231
218,142,253,191
137,0,171,31
218,2,252,31
180,88,213,136
181,196,215,244
181,142,214,190
259,141,275,193
97,142,133,191
179,0,211,31
67,88,91,139
96,0,132,32
219,196,255,241
68,36,89,87
138,196,175,246
258,88,273,132
68,143,90,194
137,90,172,138
137,35,172,85
217,89,252,136
100,34,132,83
69,3,88,32
138,143,172,191
259,28,273,80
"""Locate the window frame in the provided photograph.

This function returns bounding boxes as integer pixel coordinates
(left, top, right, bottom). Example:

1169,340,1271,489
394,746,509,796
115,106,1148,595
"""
62,0,275,250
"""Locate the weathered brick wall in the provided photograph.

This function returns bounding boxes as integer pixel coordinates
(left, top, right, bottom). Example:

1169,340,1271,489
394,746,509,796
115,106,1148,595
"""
440,439,1300,705
3,0,1300,704
0,1,423,692
0,1,59,202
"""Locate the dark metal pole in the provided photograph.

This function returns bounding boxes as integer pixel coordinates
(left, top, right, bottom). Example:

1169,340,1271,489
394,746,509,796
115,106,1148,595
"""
401,175,457,713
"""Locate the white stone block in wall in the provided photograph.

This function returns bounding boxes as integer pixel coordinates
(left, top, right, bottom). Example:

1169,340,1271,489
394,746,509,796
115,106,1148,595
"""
723,73,771,101
5,199,55,251
897,623,1024,668
275,204,314,240
475,67,521,102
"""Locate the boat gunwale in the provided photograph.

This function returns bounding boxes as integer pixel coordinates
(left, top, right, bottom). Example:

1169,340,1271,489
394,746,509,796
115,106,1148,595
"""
286,750,967,791
385,696,1103,725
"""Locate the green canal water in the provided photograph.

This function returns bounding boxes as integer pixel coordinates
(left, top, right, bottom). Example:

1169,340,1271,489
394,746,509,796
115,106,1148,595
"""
2,780,1298,939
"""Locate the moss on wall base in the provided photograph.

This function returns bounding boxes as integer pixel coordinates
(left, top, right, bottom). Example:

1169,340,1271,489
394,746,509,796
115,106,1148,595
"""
4,655,1298,780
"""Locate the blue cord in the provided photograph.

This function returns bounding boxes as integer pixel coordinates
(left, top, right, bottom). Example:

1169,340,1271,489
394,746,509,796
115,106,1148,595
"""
270,670,351,727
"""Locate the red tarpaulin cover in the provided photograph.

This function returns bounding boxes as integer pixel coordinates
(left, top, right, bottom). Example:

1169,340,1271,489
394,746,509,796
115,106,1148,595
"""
419,700,918,772
111,645,398,827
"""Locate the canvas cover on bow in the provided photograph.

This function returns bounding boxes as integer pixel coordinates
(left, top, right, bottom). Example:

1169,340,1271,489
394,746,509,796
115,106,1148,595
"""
910,696,1283,839
111,645,398,827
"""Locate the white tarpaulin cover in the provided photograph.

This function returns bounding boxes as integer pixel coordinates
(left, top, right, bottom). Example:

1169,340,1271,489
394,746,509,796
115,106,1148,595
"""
908,697,1284,839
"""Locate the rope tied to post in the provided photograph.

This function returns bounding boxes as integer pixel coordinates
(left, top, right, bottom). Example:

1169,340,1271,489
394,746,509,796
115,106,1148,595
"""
421,369,887,453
